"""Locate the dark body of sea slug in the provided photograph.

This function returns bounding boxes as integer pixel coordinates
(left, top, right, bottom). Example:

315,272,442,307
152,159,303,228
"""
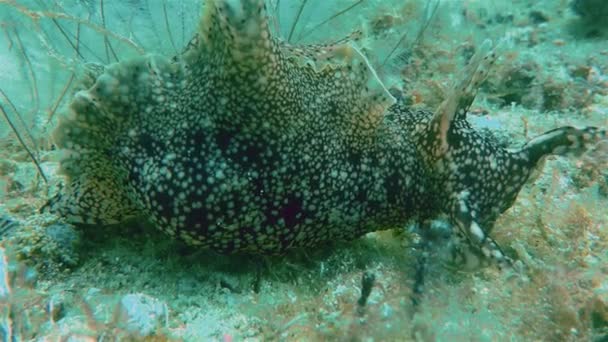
43,0,607,268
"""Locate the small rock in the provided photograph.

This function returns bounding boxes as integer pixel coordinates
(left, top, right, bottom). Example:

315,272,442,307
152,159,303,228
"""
117,293,168,336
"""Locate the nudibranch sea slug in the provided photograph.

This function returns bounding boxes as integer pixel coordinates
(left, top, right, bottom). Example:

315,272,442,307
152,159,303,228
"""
43,0,607,269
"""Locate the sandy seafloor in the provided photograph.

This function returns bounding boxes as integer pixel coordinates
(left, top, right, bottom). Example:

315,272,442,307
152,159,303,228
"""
0,0,607,340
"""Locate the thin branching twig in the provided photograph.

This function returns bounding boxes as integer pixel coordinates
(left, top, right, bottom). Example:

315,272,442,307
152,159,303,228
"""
46,18,80,124
100,0,119,62
41,14,103,62
0,88,39,155
295,0,364,43
0,105,48,185
382,31,408,67
412,0,441,48
32,0,81,59
274,0,281,34
133,0,162,48
4,1,145,54
180,1,186,47
287,0,308,43
1,23,14,50
382,0,440,67
46,73,74,124
100,0,110,62
11,27,40,121
162,0,178,55
47,0,105,61
48,17,85,60
75,21,81,57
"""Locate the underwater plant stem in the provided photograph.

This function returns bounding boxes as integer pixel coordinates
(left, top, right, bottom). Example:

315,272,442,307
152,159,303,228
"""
180,1,185,47
412,0,441,48
100,0,110,62
382,31,408,67
296,0,364,43
288,0,308,43
43,0,104,61
162,0,178,54
273,0,281,34
382,0,440,67
1,24,13,50
11,28,40,121
44,18,80,124
3,1,144,54
75,22,81,57
0,105,47,185
100,0,119,62
49,17,85,60
0,87,39,157
46,73,74,124
279,313,309,337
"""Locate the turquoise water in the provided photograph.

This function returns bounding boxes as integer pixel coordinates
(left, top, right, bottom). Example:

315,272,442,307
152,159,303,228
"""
0,0,607,340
